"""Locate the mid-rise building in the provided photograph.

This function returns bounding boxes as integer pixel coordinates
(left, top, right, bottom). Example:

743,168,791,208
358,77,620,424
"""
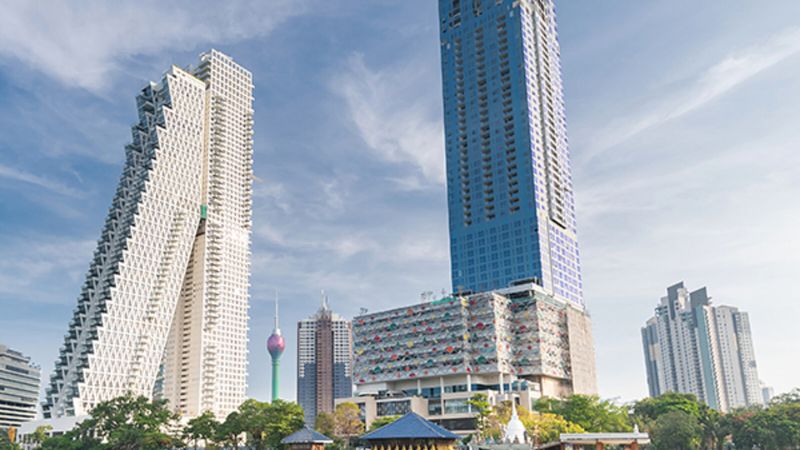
339,283,595,433
297,295,353,425
439,0,583,306
0,344,40,428
43,50,253,420
641,282,762,411
760,382,774,405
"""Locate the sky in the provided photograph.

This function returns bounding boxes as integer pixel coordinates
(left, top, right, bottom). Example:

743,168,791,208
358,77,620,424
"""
1,0,799,407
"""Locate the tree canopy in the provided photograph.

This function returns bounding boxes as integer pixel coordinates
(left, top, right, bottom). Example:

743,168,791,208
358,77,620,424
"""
534,394,632,432
650,411,702,450
235,399,305,450
726,390,800,449
39,393,182,450
369,415,400,431
33,395,306,450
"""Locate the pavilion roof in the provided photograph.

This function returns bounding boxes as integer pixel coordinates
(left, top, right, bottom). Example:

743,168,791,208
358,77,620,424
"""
360,413,460,441
282,426,334,444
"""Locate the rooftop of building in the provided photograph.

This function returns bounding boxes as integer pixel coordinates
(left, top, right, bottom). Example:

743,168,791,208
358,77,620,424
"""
354,282,577,323
360,412,461,441
281,426,334,444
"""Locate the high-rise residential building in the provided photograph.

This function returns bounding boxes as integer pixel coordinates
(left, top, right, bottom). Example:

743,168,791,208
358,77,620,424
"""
641,282,762,411
340,283,595,433
0,344,40,428
42,50,253,420
439,0,582,305
297,295,353,425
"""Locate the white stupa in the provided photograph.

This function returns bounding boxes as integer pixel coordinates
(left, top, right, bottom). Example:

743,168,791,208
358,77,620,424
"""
503,400,528,444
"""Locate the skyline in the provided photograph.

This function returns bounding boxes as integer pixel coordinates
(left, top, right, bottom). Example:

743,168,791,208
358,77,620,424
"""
1,0,799,406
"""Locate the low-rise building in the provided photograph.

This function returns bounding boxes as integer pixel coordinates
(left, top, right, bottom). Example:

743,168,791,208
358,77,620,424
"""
16,415,88,450
338,283,596,433
0,344,40,429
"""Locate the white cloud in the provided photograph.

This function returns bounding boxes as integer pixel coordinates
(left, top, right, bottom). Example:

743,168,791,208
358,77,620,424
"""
0,163,83,197
584,26,800,162
331,53,445,185
576,108,800,399
0,0,309,92
0,237,95,303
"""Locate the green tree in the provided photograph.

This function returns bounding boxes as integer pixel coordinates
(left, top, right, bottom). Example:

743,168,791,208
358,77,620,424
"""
72,393,181,450
0,428,20,450
216,411,244,449
332,402,365,448
238,399,270,449
696,405,726,450
316,411,336,436
632,392,703,423
263,399,305,450
30,425,53,447
650,411,702,450
38,393,181,450
39,435,89,450
467,394,492,438
632,392,730,449
523,412,584,445
184,411,220,449
236,399,304,450
484,400,583,445
534,394,632,432
727,393,800,449
369,415,400,431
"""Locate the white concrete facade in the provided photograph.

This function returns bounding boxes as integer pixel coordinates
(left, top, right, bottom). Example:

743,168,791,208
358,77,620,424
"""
43,50,253,420
0,345,40,428
641,282,762,411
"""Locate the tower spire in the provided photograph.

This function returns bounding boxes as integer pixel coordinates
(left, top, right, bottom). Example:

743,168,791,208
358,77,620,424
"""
274,289,280,333
320,289,329,311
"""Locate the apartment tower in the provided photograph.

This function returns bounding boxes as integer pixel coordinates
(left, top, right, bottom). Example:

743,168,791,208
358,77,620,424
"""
439,0,582,305
297,295,353,425
642,282,762,411
43,50,253,420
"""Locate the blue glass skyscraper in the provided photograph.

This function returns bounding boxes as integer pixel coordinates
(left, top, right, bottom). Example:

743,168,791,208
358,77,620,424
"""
439,0,583,305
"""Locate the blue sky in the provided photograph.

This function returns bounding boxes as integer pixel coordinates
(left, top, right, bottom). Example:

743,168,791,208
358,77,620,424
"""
1,0,799,405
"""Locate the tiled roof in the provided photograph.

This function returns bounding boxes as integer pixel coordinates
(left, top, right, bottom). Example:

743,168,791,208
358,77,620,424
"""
360,412,461,441
282,426,334,444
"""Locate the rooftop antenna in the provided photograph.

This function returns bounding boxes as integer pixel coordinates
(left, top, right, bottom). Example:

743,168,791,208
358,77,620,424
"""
321,289,329,310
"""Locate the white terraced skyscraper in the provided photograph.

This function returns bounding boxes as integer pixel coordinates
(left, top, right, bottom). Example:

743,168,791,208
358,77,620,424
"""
43,50,253,420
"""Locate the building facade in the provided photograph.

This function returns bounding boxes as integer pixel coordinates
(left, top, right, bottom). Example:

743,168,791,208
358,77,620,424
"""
760,382,774,405
340,283,595,433
641,282,762,411
43,50,253,420
0,345,40,428
297,296,353,425
439,0,582,306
